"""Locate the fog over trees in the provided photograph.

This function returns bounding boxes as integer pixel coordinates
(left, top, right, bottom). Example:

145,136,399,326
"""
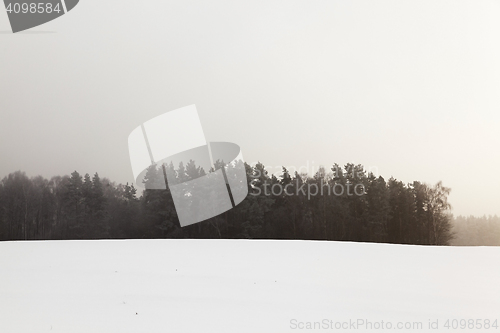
0,161,494,245
451,215,500,246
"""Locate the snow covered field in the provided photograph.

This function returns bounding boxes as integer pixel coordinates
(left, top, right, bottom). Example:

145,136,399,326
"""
1,240,499,332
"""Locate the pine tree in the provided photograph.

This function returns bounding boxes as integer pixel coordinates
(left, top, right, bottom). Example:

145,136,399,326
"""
91,172,108,238
81,173,92,237
64,171,83,238
365,175,389,242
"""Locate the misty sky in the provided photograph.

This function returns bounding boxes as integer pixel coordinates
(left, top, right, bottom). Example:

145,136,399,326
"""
1,0,499,217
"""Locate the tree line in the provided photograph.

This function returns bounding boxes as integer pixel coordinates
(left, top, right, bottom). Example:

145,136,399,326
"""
0,161,456,245
451,215,500,246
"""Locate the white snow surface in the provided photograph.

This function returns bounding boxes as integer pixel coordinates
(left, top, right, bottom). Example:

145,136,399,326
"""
1,240,499,332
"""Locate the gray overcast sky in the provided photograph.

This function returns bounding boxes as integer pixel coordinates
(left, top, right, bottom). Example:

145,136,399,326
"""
1,0,499,216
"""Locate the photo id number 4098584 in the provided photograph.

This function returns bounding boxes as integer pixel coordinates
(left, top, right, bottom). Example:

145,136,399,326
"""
443,319,498,330
6,2,62,14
